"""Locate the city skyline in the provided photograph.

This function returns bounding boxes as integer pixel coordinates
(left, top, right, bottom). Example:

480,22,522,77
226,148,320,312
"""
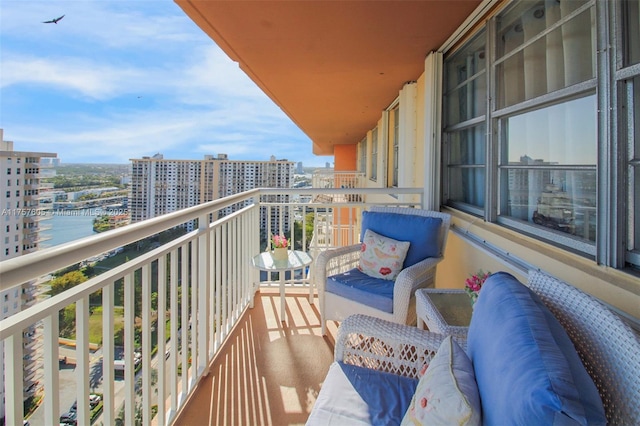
0,1,332,167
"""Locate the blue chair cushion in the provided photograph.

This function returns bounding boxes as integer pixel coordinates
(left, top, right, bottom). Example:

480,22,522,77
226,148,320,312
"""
361,211,442,268
467,272,606,426
326,268,394,313
339,361,418,426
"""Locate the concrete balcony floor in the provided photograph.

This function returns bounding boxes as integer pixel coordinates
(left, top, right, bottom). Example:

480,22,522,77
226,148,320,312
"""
174,288,339,426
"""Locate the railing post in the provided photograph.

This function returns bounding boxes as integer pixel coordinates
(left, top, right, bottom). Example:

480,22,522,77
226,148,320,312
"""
180,243,189,400
43,313,60,424
170,249,179,417
190,236,198,388
76,295,90,426
156,254,167,426
214,226,222,349
102,282,115,426
5,333,24,426
124,272,135,424
198,213,209,376
142,263,152,425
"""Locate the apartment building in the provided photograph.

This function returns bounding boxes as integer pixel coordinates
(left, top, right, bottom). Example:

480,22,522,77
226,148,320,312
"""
129,153,294,232
0,129,56,420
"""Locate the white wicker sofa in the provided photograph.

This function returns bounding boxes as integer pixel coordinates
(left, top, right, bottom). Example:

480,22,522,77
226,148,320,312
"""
307,270,640,425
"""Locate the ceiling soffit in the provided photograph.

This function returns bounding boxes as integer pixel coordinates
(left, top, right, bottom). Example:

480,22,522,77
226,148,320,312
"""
177,1,482,156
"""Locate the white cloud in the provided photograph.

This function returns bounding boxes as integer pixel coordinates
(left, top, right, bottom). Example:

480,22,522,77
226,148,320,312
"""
1,54,146,99
0,0,327,167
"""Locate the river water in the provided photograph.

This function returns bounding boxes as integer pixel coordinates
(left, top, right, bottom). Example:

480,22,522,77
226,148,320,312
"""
46,208,100,247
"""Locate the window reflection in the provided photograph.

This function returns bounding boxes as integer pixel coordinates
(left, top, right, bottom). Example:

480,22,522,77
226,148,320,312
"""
502,95,597,165
501,169,596,242
500,95,597,242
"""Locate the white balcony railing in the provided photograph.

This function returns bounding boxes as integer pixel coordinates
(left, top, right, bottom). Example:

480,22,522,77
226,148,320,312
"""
311,170,365,190
0,187,422,426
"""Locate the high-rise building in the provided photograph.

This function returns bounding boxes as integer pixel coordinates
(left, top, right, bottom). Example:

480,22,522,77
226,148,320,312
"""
0,129,57,420
129,153,295,232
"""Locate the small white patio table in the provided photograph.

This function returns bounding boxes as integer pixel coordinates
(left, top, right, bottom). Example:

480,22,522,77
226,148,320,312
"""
251,250,313,323
416,288,473,340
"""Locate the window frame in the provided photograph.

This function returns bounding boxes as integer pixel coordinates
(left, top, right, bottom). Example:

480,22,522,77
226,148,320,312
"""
615,0,640,267
370,127,378,182
441,0,640,271
358,137,367,174
387,105,400,188
442,27,488,217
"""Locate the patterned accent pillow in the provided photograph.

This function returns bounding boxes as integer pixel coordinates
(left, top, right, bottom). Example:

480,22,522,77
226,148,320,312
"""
358,229,411,280
401,335,481,426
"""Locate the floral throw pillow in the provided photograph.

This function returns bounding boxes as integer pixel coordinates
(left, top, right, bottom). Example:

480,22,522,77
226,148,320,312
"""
358,229,411,280
401,336,481,426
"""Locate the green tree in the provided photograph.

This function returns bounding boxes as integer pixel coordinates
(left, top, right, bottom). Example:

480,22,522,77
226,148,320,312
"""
293,212,315,250
50,270,88,296
60,304,76,337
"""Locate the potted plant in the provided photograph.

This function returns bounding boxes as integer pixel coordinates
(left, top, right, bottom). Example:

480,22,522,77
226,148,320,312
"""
271,234,289,261
465,270,491,306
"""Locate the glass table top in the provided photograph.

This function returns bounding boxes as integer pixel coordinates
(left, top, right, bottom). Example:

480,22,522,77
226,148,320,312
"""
427,292,473,327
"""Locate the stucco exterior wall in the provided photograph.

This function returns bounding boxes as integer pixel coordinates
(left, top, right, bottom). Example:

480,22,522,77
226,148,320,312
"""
333,145,357,171
437,211,640,321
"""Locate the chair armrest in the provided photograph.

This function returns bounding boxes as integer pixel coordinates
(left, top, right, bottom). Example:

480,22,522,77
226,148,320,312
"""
392,256,445,321
313,244,361,292
334,314,446,379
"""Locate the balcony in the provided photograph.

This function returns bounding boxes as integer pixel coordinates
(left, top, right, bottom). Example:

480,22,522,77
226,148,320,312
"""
311,170,365,190
0,187,422,426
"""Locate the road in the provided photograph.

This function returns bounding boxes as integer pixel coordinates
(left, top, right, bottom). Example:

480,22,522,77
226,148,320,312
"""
26,346,123,426
26,343,175,425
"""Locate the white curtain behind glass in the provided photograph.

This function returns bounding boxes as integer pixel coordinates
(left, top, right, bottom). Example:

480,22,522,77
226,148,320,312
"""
523,5,547,220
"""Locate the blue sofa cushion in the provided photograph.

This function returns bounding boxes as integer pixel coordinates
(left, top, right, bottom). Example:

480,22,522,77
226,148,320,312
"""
361,211,442,268
339,361,418,426
467,272,606,426
326,268,394,313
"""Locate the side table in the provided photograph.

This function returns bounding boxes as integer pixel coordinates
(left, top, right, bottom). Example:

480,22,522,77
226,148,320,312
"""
251,250,313,323
415,288,473,340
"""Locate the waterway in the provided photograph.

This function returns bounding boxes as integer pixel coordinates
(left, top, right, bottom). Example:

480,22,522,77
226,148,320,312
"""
46,208,101,248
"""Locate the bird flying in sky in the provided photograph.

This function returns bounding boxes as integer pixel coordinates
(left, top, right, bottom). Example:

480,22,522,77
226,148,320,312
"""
43,15,65,24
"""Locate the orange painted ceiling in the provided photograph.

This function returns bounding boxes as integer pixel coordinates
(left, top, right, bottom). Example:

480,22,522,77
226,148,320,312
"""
176,1,482,156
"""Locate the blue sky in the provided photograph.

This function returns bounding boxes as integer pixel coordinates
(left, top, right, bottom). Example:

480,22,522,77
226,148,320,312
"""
0,1,332,167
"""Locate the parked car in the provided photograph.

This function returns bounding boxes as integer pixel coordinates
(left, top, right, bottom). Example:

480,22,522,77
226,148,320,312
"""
59,412,77,425
89,394,102,407
68,394,101,413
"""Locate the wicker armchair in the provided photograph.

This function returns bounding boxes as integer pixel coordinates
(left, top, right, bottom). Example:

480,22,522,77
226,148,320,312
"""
314,207,451,335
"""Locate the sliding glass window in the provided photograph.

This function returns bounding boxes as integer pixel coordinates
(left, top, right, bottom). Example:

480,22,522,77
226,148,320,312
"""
443,1,603,255
388,106,399,188
371,127,378,182
621,0,640,267
443,31,487,213
359,137,367,174
496,0,597,248
443,0,640,270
